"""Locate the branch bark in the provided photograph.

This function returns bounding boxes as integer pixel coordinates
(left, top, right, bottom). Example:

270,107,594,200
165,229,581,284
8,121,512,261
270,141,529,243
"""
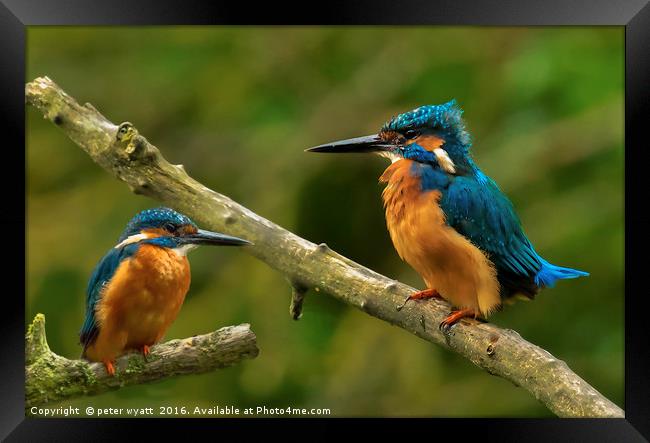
26,76,624,418
25,314,259,411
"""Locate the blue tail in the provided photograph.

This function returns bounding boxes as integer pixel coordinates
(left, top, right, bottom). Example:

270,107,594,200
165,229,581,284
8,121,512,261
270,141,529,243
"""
534,258,589,288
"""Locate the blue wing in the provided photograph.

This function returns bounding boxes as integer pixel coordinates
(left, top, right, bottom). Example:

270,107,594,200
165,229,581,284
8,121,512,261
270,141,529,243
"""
80,243,138,354
439,173,544,280
415,164,588,294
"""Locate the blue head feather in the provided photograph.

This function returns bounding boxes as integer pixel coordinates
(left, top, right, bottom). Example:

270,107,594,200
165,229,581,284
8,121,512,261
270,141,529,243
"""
382,100,472,155
118,207,196,241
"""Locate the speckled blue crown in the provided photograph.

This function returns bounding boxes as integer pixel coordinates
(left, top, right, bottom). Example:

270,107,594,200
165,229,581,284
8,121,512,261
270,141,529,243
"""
118,207,196,241
382,100,470,148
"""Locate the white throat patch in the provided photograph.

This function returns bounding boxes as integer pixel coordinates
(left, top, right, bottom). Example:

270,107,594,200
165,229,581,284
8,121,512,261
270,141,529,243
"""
172,244,198,257
433,148,456,174
114,233,150,249
377,151,401,163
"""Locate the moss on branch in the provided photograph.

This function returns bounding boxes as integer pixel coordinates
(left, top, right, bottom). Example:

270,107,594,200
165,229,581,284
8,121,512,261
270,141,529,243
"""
25,314,259,412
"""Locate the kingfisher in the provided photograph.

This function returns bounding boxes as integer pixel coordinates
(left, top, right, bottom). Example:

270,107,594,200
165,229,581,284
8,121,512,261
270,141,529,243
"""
307,100,588,329
79,207,250,375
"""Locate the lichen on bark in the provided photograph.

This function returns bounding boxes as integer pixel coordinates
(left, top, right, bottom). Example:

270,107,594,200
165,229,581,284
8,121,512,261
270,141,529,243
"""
24,313,259,412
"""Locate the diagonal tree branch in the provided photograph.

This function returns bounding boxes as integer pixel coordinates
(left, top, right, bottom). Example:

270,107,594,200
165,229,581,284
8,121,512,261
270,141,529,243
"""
26,76,623,418
25,314,259,411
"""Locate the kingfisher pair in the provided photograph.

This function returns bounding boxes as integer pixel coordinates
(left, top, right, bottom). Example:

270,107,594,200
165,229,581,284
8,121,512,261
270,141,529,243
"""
81,100,588,375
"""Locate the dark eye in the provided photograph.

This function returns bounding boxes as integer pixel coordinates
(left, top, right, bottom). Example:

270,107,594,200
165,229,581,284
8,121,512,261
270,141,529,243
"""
162,222,176,233
404,129,419,139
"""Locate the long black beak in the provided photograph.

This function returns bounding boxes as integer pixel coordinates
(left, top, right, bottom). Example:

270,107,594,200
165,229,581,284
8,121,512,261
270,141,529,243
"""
306,134,393,154
179,229,251,246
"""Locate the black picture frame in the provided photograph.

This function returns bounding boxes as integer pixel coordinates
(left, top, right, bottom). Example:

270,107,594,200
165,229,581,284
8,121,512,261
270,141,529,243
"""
3,0,648,440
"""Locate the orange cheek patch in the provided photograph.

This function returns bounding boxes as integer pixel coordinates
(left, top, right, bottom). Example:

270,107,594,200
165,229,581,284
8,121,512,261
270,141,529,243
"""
142,228,168,238
179,225,198,235
408,135,444,152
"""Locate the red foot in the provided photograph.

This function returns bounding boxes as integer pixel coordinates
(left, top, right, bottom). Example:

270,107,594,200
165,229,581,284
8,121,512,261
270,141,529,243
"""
142,345,151,362
103,360,116,376
397,288,442,311
439,308,477,331
409,288,442,300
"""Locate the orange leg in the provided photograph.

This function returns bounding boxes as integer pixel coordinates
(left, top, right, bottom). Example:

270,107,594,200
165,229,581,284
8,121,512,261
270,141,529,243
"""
142,345,151,362
103,360,116,376
439,308,477,331
397,288,442,311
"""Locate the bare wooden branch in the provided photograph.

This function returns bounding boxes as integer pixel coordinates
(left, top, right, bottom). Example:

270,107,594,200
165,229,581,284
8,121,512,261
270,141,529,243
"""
25,314,259,411
25,76,623,418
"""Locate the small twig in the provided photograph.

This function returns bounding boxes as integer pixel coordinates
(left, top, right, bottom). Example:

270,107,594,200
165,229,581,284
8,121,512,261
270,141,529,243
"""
25,314,259,411
289,281,309,320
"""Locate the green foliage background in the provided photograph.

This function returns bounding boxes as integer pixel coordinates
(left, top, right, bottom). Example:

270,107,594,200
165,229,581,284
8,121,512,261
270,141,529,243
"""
27,27,623,417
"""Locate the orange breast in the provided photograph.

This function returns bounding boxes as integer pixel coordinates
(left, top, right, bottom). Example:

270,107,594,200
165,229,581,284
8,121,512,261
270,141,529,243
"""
380,160,500,317
84,244,191,362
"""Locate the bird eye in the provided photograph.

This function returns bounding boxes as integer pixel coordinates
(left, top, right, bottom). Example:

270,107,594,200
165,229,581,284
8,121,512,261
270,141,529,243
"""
404,129,419,139
162,222,176,233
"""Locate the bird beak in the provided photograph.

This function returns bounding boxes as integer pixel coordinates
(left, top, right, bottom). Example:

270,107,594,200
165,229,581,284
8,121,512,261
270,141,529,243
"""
178,229,252,246
305,134,393,154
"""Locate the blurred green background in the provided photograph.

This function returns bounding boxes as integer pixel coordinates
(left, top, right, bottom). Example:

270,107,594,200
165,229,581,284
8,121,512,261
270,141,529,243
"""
26,27,623,417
